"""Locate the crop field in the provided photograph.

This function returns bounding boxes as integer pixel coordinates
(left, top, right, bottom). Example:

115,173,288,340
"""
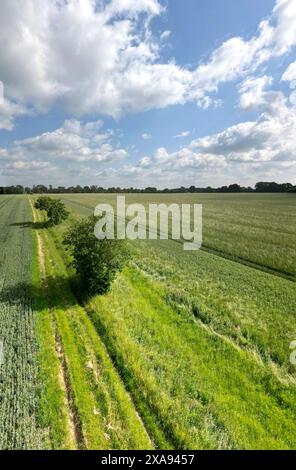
0,196,44,449
0,193,296,449
55,193,296,278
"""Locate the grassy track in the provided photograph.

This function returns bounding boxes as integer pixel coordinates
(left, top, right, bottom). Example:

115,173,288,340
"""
30,199,153,450
0,196,44,449
42,193,296,449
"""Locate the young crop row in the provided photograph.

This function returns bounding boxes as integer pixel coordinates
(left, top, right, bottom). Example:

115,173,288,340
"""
0,196,44,449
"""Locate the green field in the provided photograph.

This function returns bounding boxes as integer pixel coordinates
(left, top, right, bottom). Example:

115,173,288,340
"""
54,193,296,277
0,196,44,449
0,193,296,449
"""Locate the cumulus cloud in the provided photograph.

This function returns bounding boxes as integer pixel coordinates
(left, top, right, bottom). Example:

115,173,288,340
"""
189,109,295,164
0,119,127,181
188,89,296,166
115,83,296,186
13,119,126,163
238,76,273,110
1,0,296,130
282,61,296,104
8,86,295,186
282,60,296,88
142,133,152,140
0,99,27,131
238,75,289,118
3,160,56,178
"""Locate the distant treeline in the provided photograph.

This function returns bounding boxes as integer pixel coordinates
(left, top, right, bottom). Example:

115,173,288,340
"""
1,181,296,194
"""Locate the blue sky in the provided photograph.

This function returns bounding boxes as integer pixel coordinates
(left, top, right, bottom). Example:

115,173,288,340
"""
0,0,296,188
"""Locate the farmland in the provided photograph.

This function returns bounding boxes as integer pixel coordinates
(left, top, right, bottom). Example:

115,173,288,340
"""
56,193,296,278
0,193,296,449
0,196,44,449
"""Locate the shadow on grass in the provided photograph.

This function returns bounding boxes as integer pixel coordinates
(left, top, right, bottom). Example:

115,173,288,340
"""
0,274,83,311
10,221,50,229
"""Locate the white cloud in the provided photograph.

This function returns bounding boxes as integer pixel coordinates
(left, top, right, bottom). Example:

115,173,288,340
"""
238,75,289,118
282,61,296,104
270,0,296,56
3,160,55,176
9,119,127,163
282,60,296,88
0,81,3,104
0,119,127,182
8,97,295,186
142,133,152,140
0,99,27,130
139,156,152,167
290,91,296,105
189,90,296,165
1,0,296,130
160,30,171,41
105,0,163,17
174,131,191,138
116,84,296,186
238,76,273,110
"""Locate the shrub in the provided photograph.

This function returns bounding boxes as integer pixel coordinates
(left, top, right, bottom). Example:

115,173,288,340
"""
34,197,69,226
63,216,128,295
46,199,69,226
34,196,51,211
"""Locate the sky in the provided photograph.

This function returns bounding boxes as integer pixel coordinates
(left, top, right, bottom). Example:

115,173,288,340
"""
0,0,296,188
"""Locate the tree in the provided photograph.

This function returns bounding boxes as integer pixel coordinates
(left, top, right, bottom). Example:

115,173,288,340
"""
34,196,52,211
46,199,69,225
254,181,290,192
33,184,48,193
63,216,128,295
228,184,242,192
34,196,69,226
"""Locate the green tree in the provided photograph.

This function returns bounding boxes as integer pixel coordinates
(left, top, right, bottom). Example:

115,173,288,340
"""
63,216,128,295
34,196,52,211
34,196,69,226
46,199,69,225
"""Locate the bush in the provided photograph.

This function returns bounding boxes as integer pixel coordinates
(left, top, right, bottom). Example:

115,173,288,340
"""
46,199,69,226
34,196,69,226
34,196,52,211
63,216,128,295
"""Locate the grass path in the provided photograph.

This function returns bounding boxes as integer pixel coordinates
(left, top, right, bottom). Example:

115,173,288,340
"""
30,198,77,449
30,198,153,450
